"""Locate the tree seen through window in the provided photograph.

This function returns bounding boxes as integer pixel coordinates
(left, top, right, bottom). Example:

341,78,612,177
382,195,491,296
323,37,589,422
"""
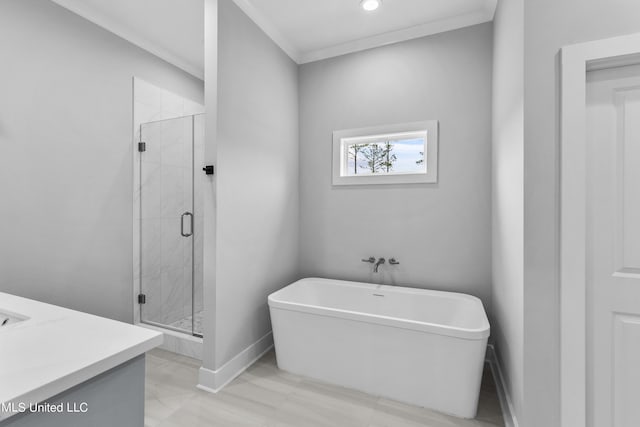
346,138,425,175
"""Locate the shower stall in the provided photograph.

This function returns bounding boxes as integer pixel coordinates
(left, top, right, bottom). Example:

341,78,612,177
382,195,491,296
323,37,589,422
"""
137,113,205,338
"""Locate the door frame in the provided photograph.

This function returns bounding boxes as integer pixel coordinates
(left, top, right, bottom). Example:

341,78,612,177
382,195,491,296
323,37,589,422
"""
560,32,640,427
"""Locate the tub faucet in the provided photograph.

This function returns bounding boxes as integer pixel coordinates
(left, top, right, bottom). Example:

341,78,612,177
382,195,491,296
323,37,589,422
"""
374,257,385,273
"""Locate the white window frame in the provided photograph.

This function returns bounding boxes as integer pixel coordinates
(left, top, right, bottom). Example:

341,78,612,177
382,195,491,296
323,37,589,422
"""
332,120,438,186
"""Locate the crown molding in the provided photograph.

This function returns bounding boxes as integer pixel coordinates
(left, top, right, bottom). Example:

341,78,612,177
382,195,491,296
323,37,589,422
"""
299,6,496,64
232,0,495,65
50,0,204,80
52,0,496,70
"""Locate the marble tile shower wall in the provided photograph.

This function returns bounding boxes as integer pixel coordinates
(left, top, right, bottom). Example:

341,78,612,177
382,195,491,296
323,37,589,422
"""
133,78,204,328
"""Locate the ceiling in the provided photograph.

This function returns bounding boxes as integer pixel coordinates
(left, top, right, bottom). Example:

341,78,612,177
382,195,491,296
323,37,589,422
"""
50,0,496,78
237,0,497,63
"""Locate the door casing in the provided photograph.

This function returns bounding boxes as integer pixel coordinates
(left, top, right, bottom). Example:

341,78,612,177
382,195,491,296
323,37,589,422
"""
560,32,640,427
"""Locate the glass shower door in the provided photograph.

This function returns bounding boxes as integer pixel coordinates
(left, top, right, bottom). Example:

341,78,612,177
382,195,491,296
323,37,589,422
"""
139,116,195,335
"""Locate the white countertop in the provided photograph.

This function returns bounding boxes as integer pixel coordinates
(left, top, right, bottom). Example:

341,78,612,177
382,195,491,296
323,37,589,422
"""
0,292,163,421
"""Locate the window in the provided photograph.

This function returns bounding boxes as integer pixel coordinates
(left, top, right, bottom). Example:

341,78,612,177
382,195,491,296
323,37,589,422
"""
332,120,438,185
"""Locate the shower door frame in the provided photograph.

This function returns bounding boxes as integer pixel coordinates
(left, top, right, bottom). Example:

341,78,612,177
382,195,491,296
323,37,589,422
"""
135,115,202,339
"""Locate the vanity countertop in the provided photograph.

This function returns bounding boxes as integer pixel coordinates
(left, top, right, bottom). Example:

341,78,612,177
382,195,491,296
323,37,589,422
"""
0,292,163,421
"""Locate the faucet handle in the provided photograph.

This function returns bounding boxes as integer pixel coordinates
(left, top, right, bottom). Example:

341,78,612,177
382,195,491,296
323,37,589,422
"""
389,258,400,265
361,257,376,263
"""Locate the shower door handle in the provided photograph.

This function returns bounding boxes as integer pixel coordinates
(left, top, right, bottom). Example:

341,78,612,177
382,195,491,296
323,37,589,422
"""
181,212,193,237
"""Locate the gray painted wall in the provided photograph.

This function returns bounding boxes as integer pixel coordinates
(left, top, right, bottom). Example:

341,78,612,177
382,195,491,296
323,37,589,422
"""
212,0,299,367
523,1,640,426
201,0,218,367
491,0,524,422
298,24,493,308
0,0,203,322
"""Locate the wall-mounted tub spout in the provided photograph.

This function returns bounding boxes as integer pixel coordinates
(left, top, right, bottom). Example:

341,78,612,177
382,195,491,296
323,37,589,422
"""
374,258,385,273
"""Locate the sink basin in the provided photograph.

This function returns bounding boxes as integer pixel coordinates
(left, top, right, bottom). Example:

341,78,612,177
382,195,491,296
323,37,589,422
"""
0,309,28,328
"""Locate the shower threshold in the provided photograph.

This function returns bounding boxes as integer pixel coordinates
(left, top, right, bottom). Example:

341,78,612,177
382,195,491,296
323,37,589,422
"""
138,319,203,360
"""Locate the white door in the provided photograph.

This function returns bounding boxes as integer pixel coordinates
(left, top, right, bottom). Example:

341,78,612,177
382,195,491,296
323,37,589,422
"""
586,64,640,427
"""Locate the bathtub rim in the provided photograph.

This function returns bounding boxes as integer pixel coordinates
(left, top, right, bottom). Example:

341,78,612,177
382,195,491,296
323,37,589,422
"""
268,278,490,340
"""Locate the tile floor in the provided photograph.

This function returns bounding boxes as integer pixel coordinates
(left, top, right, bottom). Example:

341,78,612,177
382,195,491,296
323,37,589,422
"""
145,349,504,427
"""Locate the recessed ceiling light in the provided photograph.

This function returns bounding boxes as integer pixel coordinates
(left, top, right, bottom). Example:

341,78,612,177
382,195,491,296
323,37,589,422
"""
360,0,382,12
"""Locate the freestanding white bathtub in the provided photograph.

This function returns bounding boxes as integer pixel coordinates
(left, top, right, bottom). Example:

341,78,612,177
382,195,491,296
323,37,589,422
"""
268,278,490,419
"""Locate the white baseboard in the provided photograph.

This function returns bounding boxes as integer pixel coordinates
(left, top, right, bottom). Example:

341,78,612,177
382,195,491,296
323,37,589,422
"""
485,344,519,427
197,332,273,393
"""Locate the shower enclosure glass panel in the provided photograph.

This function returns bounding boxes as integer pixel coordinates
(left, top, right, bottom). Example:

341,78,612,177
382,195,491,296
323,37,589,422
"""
139,115,202,337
